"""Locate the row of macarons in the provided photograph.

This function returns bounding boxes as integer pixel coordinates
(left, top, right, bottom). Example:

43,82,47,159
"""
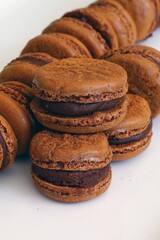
0,57,153,202
1,0,160,62
0,0,160,201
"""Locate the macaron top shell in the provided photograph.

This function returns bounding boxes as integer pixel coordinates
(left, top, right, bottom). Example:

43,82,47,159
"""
30,131,112,171
21,33,92,59
0,62,40,86
0,53,56,86
9,52,55,67
33,58,128,103
107,94,152,138
104,45,160,64
14,52,55,66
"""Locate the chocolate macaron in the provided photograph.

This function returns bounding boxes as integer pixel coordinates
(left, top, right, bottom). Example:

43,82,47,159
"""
43,17,109,59
31,58,128,134
64,7,118,49
0,52,55,86
107,94,152,161
90,0,137,47
0,115,17,171
21,33,92,59
0,82,35,156
103,45,160,117
30,131,112,202
111,0,160,41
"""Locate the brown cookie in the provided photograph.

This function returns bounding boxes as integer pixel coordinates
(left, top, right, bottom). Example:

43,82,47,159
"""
30,130,112,202
21,33,92,59
110,0,160,41
0,52,55,86
90,0,137,47
64,7,118,49
103,45,160,117
0,115,17,171
43,17,109,58
31,58,128,134
106,94,152,161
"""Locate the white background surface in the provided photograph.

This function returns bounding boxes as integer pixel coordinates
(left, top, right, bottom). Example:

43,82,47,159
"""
0,1,160,240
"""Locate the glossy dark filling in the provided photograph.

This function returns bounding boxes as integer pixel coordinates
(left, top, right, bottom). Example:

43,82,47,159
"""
0,132,7,169
13,56,53,67
109,121,152,146
32,164,110,188
40,98,121,117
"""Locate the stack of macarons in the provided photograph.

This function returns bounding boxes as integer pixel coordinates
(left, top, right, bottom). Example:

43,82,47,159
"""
0,0,159,204
29,56,154,202
29,58,128,202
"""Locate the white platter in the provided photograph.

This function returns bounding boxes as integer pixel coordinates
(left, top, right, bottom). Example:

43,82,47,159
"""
0,1,160,240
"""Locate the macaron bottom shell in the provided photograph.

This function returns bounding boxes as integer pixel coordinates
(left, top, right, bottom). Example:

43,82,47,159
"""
32,166,112,203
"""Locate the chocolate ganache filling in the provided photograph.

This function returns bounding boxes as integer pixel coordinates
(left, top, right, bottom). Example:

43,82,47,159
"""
109,121,152,146
0,132,8,169
40,98,122,117
32,164,110,188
